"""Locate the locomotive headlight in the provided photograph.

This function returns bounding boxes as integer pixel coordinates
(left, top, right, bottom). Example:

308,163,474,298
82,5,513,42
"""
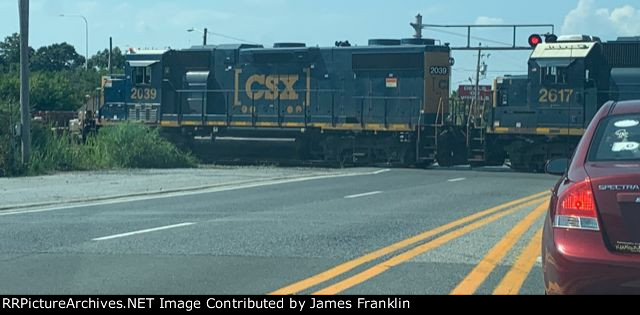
494,121,500,127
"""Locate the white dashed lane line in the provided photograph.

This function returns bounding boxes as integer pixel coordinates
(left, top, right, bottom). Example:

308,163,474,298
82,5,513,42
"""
92,222,197,241
344,191,383,199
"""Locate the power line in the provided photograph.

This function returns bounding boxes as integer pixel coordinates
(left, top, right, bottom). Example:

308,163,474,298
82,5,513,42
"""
208,31,260,45
188,28,260,45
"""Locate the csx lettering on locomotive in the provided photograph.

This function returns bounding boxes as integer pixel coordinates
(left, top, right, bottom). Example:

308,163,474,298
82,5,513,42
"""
245,74,300,100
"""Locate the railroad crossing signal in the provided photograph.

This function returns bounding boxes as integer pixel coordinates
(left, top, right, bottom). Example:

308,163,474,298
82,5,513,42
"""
528,34,543,47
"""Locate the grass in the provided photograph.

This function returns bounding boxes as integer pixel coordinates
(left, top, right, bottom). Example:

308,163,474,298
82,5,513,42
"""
83,123,198,169
0,101,18,177
1,120,197,177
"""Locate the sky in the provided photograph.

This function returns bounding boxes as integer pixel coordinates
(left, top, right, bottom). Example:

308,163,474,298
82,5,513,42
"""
2,0,639,88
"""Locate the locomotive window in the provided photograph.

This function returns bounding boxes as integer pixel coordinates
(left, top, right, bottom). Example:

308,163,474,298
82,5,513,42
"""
541,66,568,85
352,53,422,70
133,67,152,85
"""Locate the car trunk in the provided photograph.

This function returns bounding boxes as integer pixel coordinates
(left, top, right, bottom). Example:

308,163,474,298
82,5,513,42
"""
586,162,640,254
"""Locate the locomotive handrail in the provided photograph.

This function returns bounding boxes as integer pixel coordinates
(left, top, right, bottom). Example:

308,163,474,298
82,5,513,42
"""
172,89,345,94
352,96,419,100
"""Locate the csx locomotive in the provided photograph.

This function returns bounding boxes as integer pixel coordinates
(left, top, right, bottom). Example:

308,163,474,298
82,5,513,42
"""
100,38,455,166
487,35,640,171
97,34,640,171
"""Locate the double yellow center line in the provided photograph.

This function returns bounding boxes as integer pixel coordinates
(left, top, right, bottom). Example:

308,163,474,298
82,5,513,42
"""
451,202,547,295
270,191,549,295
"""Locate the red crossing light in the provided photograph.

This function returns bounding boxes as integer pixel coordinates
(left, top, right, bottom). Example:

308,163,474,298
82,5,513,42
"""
528,34,543,47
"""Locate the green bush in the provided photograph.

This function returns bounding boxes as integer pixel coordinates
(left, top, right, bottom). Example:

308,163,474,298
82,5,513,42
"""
1,122,197,177
27,123,85,174
84,124,197,169
0,101,18,176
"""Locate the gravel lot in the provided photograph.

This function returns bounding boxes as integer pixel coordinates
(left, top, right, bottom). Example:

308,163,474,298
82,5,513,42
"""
0,166,355,209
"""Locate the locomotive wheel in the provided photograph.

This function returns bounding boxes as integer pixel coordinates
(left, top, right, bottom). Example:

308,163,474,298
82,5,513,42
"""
436,141,454,167
452,143,469,165
485,152,506,167
336,149,351,168
401,147,417,167
484,137,506,166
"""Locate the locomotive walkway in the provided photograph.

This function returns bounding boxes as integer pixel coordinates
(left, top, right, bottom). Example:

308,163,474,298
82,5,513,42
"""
0,167,557,294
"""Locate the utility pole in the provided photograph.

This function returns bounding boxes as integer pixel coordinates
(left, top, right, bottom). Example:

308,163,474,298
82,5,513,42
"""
18,0,30,166
411,14,423,39
203,28,208,46
108,37,113,73
84,16,88,69
475,45,482,109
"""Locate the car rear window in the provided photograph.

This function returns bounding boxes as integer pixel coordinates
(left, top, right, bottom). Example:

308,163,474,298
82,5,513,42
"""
588,114,640,161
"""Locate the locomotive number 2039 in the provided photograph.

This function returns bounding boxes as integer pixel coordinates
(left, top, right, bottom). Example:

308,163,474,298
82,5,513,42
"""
130,88,157,100
538,88,574,103
429,66,449,76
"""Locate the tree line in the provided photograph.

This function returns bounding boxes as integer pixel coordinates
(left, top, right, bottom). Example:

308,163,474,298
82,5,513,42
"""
0,33,125,112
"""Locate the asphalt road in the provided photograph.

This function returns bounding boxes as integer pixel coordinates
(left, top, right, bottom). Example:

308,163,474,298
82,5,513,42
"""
0,168,558,295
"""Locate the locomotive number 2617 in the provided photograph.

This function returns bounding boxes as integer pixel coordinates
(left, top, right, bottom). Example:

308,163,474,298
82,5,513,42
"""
130,88,157,100
538,88,574,103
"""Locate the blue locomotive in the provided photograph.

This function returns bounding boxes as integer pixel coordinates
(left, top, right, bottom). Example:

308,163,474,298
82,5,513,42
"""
486,35,640,171
99,39,455,166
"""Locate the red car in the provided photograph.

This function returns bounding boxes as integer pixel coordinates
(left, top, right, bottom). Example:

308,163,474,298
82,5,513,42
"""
544,100,640,295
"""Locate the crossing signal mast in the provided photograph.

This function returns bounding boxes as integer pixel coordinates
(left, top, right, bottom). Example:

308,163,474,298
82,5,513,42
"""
411,14,555,51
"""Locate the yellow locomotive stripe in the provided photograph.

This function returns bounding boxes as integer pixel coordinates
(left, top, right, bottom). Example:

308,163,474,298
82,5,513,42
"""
160,121,179,127
388,124,411,131
491,127,585,136
365,124,385,130
230,121,252,127
161,120,410,131
299,123,413,132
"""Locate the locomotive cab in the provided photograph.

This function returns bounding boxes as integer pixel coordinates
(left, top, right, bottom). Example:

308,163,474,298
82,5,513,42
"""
122,50,166,124
488,36,611,171
528,39,610,129
493,39,607,132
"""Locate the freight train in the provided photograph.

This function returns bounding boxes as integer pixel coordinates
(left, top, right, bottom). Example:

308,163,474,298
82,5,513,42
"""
98,38,458,166
94,34,640,171
485,35,640,172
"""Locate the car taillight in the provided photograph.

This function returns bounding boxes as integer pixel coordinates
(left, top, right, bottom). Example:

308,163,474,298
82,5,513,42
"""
554,179,600,231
